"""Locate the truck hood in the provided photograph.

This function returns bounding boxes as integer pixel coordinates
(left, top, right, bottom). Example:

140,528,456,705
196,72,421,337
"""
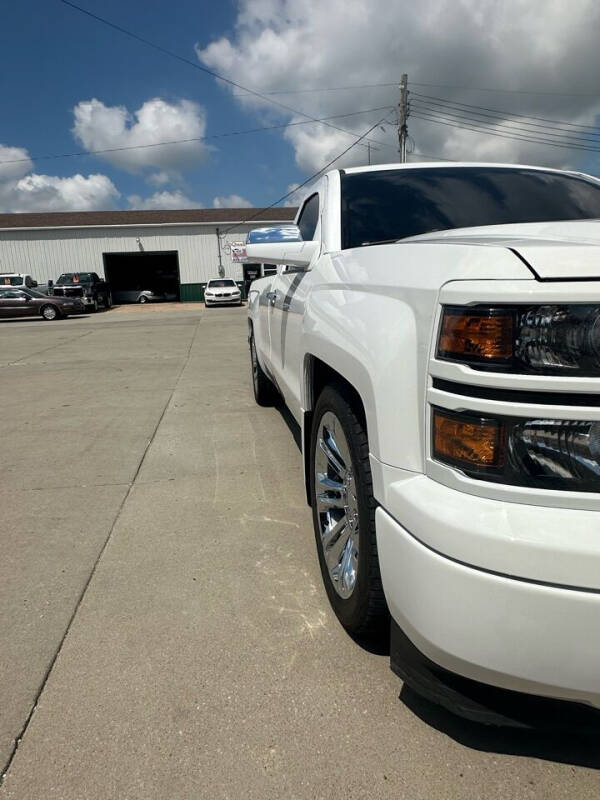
407,219,600,280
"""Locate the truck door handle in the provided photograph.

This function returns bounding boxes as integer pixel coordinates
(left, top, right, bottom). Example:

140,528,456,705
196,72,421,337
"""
266,291,277,303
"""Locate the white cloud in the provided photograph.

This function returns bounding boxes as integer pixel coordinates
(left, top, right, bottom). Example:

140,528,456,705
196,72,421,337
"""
5,173,119,213
72,97,210,173
197,0,600,174
212,193,253,208
0,144,34,182
147,171,172,187
0,145,119,212
128,190,202,210
282,181,301,206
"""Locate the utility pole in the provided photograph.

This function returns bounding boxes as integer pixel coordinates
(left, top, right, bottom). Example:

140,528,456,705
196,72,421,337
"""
398,73,409,163
216,227,225,277
367,142,371,165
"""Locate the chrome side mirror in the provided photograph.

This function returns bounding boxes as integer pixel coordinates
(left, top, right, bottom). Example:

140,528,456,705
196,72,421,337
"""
246,224,318,268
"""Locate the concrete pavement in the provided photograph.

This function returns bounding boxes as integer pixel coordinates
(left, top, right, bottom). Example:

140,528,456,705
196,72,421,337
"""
1,306,599,798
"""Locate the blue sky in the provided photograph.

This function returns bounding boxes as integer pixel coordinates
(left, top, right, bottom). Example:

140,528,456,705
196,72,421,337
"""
0,0,306,210
1,0,599,213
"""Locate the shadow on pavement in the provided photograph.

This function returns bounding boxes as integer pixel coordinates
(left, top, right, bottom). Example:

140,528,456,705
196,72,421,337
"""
401,684,600,768
0,316,90,324
276,403,302,451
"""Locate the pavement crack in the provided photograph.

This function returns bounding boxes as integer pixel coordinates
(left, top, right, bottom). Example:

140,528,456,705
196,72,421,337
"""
0,317,202,786
26,481,131,492
4,328,95,367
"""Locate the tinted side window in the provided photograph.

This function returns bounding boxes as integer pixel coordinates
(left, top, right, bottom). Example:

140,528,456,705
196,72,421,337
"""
297,194,319,241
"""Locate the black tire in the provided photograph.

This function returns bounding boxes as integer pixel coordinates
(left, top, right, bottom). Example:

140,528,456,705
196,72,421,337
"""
105,292,113,309
41,304,59,321
89,298,98,312
310,384,388,637
249,328,278,406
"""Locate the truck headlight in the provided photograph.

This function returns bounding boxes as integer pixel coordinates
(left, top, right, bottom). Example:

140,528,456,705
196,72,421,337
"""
437,304,600,376
433,408,600,491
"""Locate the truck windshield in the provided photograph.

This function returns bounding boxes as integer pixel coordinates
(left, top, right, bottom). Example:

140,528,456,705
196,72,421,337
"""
56,273,93,284
340,167,600,250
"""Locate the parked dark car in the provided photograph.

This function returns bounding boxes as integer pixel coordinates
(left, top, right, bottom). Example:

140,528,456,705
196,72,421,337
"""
52,272,112,312
0,287,84,320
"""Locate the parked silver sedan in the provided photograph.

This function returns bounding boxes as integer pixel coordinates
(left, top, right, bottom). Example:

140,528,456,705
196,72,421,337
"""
112,289,176,304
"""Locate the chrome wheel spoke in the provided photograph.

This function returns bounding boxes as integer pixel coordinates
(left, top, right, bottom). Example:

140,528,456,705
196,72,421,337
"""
325,524,351,573
321,515,346,550
316,491,345,510
318,435,346,480
316,472,344,492
338,536,358,593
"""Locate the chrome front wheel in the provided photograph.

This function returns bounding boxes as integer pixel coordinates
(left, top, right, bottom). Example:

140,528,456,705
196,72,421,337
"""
310,385,387,636
314,411,359,599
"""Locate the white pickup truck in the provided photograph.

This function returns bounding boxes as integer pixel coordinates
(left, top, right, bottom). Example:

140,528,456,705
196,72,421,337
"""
246,163,600,724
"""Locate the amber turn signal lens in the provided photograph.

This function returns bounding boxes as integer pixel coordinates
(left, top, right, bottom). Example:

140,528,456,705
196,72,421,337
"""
433,409,505,469
438,308,513,362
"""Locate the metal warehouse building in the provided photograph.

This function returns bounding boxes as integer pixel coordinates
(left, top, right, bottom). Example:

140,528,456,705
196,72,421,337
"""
0,207,297,301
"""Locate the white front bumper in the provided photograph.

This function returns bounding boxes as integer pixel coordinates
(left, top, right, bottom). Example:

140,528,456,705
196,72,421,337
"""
377,505,600,708
205,294,241,303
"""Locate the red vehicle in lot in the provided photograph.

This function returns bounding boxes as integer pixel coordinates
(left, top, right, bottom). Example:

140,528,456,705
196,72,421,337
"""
0,287,84,320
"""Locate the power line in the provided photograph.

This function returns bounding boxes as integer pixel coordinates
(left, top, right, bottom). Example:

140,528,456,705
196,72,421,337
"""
235,81,600,99
412,92,600,132
410,81,599,98
233,82,399,96
221,111,395,235
59,0,387,151
411,102,600,149
413,102,600,144
0,105,395,167
411,111,600,153
406,152,456,162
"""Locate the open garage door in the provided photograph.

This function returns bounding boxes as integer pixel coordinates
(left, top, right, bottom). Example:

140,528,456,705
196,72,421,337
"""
103,251,181,304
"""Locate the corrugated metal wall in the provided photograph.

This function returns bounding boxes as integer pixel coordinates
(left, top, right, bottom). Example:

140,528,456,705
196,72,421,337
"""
0,223,259,289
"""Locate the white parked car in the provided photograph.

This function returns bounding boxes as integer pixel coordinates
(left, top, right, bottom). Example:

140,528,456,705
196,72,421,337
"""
0,272,39,288
204,278,242,307
247,163,600,724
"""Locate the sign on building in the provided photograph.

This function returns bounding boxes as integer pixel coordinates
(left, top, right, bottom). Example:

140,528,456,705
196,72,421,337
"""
231,242,247,263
